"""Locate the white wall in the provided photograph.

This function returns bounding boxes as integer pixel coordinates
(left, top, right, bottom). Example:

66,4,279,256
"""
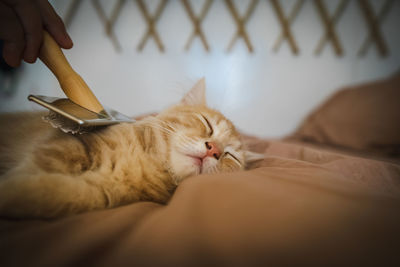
1,0,399,137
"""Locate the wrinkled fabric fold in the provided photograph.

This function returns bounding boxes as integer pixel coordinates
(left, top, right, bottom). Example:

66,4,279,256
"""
1,138,399,267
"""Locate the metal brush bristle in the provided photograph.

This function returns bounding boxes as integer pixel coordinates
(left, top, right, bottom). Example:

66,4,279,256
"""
43,111,93,134
28,95,134,135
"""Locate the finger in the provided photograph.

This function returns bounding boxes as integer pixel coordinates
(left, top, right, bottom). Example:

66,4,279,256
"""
2,41,24,67
36,0,73,49
0,2,25,67
4,0,43,63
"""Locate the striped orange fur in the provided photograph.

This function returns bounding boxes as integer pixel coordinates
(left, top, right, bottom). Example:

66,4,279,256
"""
0,79,263,218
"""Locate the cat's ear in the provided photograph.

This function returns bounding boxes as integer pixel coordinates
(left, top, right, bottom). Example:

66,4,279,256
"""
181,78,207,106
244,151,265,163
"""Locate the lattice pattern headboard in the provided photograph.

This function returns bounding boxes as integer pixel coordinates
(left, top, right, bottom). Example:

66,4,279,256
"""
61,0,394,56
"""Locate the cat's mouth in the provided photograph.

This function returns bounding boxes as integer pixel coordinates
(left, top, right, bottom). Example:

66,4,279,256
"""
187,155,203,166
186,155,204,173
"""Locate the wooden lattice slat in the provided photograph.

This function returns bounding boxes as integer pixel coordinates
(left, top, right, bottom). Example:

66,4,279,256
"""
92,0,126,52
271,0,304,55
60,0,395,57
314,0,348,56
64,0,83,28
181,0,213,51
136,0,168,52
358,0,393,57
225,0,259,53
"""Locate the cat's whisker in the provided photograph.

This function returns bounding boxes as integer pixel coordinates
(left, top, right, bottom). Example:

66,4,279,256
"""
144,121,176,135
219,128,231,139
152,118,181,135
211,165,217,174
148,118,178,135
163,122,178,132
160,126,198,147
145,122,198,152
177,139,198,152
146,124,174,136
150,118,199,147
183,139,199,150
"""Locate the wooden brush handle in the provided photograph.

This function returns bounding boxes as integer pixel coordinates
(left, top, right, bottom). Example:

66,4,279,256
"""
39,31,104,113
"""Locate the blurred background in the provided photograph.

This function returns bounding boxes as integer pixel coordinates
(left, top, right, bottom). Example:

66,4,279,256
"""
0,0,399,137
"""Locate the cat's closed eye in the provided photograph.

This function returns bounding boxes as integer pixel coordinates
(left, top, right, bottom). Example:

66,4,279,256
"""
201,115,213,136
224,151,241,165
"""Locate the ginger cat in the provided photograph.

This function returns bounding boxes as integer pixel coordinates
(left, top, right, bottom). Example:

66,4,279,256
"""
0,79,262,219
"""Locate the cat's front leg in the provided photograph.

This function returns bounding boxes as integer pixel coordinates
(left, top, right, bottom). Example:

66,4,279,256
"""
0,169,107,219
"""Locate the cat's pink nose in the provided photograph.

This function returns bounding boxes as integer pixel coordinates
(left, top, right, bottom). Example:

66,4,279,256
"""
205,142,221,159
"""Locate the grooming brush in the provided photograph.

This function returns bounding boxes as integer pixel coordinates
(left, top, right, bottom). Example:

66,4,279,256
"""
28,31,134,134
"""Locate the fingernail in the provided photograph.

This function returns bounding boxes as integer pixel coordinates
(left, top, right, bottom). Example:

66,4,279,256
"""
65,32,73,48
24,50,37,63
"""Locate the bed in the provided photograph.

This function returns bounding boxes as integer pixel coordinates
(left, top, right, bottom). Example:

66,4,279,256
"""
1,73,399,267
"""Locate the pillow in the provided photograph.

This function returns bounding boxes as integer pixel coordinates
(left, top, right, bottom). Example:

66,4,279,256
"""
292,73,400,158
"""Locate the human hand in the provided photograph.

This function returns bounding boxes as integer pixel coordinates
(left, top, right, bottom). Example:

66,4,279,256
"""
0,0,73,67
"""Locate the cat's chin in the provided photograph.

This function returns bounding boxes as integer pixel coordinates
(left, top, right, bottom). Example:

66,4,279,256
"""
187,155,203,167
199,157,218,174
184,155,203,175
169,151,202,179
186,155,219,175
170,150,220,180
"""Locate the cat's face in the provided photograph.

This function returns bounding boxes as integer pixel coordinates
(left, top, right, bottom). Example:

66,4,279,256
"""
157,79,262,183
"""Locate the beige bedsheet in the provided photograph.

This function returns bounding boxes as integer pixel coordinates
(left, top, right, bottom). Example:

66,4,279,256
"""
0,138,399,267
